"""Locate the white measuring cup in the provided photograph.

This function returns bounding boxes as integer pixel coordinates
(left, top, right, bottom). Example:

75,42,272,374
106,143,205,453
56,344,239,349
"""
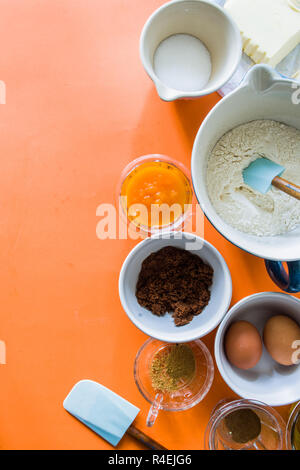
140,0,242,101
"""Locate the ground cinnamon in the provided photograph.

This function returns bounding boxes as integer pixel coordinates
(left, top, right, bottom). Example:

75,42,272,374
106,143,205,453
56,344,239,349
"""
136,246,213,326
150,344,195,393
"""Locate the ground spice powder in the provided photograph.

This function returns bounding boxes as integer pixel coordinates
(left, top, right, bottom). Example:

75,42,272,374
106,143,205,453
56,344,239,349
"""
150,344,196,393
225,409,262,444
136,246,214,326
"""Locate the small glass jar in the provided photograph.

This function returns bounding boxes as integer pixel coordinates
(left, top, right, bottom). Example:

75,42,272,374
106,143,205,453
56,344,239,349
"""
204,399,286,450
118,154,193,234
286,401,300,450
134,338,214,427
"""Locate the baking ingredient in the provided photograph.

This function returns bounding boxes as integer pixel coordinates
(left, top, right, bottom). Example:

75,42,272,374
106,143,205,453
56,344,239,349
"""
150,344,195,393
225,408,262,444
289,0,300,12
293,69,300,79
136,246,213,326
225,0,300,67
121,161,192,229
263,315,300,366
207,120,300,236
154,34,211,92
225,321,262,370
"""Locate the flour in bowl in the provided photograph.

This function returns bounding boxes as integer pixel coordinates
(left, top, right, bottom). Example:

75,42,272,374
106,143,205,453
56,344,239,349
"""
206,120,300,236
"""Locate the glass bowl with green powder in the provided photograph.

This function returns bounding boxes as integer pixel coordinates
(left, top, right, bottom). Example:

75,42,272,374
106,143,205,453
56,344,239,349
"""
204,399,286,450
134,338,214,426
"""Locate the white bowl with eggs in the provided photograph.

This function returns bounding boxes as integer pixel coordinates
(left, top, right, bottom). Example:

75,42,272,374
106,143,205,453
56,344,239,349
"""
140,0,242,101
215,292,300,406
119,231,232,343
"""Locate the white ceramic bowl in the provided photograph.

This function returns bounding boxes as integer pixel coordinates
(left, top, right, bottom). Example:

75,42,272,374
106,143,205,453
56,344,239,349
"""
191,64,300,292
191,64,300,263
119,232,232,343
215,292,300,406
140,0,242,101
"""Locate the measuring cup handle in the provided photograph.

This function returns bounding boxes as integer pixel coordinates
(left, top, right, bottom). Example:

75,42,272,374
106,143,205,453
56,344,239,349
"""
146,393,163,427
265,260,300,293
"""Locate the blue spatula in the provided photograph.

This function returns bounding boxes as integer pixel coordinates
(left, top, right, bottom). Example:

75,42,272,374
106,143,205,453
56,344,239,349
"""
64,380,167,449
243,157,300,200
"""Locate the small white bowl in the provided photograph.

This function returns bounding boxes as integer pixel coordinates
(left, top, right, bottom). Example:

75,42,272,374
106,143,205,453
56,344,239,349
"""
119,232,232,343
215,292,300,406
140,0,242,101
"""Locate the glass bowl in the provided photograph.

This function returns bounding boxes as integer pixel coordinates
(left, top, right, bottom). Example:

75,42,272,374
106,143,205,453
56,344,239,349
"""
118,154,193,235
204,399,286,450
286,401,300,450
134,337,214,426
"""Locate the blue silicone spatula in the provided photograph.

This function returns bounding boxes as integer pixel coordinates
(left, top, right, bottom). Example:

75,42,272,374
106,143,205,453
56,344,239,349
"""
243,157,300,200
63,380,167,450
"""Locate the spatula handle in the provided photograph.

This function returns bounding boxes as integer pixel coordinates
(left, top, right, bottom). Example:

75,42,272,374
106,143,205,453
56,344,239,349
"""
272,176,300,200
127,424,167,450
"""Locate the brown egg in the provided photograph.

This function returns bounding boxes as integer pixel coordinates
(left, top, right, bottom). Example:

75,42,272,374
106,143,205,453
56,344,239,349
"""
263,315,300,366
225,321,263,370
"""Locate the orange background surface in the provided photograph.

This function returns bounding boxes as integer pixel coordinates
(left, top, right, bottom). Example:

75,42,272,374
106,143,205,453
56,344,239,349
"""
0,0,298,450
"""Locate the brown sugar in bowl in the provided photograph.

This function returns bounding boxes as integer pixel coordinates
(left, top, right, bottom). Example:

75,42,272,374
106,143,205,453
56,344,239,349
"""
119,231,232,343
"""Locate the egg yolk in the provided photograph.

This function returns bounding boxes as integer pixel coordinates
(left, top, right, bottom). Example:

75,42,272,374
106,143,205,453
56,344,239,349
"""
121,161,192,228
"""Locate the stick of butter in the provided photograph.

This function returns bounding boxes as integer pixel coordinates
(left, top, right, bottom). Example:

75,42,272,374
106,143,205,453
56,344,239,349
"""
225,0,300,67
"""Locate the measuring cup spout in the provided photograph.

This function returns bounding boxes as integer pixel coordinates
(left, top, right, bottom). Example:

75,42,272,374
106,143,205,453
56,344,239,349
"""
155,82,180,102
240,64,294,94
146,393,163,427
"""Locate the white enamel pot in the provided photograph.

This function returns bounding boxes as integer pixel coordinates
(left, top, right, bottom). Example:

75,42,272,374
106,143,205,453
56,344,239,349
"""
191,64,300,292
